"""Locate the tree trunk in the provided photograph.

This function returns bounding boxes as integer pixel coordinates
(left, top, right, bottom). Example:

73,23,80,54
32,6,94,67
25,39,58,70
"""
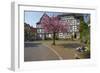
52,32,56,45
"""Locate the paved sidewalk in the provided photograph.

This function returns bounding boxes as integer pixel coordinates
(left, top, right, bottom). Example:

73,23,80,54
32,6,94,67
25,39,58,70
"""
24,42,59,61
24,40,82,62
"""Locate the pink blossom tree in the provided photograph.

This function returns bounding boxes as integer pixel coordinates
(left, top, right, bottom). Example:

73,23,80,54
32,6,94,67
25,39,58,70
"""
40,13,69,45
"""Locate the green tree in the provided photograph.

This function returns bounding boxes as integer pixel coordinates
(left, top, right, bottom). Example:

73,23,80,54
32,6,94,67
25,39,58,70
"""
79,16,90,58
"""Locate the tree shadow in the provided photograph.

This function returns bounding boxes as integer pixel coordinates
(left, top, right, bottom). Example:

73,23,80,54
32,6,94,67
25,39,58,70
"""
24,42,42,47
60,43,81,49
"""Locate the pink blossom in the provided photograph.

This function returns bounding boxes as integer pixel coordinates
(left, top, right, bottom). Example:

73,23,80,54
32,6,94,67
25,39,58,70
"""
40,14,69,33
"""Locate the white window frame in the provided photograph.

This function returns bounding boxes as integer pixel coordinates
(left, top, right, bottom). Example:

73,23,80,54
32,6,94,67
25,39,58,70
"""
11,1,97,71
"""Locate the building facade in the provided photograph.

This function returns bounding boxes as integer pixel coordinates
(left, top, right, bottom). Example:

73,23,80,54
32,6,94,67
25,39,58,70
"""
58,14,80,39
36,13,80,40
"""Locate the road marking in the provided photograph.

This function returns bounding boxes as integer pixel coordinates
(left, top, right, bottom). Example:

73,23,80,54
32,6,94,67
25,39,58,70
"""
43,44,63,60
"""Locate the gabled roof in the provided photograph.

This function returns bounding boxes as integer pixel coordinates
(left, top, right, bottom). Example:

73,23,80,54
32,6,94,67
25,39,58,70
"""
36,13,49,25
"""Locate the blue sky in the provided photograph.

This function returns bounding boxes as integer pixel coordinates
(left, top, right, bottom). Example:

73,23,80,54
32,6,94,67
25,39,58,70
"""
84,14,90,23
24,11,90,27
24,11,63,27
